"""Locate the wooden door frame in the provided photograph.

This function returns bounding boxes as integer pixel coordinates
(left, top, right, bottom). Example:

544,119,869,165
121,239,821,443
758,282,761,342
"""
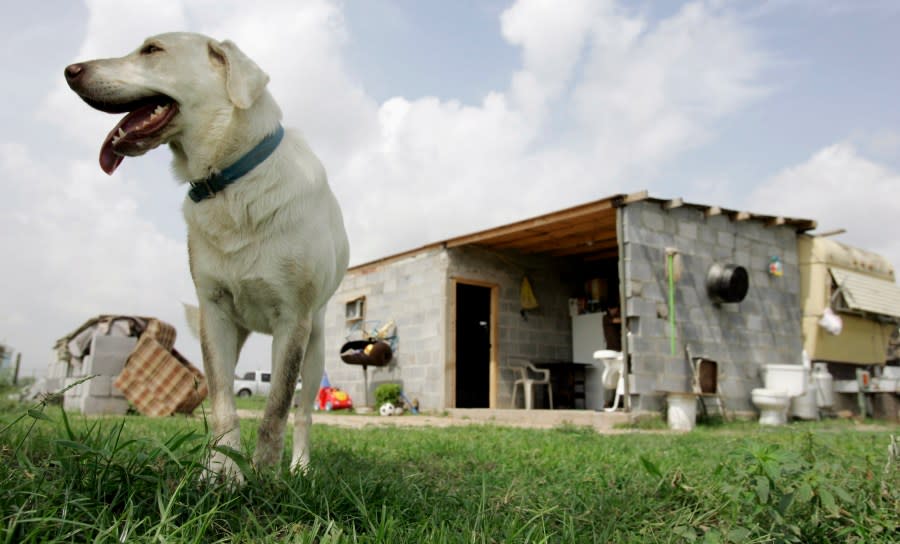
446,277,500,409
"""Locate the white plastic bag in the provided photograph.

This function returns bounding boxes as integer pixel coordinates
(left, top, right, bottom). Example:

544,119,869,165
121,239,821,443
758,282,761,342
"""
818,308,843,335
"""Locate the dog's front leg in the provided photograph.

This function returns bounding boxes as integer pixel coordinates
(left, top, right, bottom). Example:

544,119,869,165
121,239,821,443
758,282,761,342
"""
199,300,248,481
291,309,326,472
254,314,313,469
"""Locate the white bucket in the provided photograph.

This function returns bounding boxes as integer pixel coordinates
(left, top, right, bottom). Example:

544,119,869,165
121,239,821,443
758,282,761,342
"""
791,387,818,420
812,363,834,408
667,393,697,431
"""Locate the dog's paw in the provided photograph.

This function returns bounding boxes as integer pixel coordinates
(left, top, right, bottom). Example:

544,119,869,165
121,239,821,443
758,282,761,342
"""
202,451,246,485
289,451,311,475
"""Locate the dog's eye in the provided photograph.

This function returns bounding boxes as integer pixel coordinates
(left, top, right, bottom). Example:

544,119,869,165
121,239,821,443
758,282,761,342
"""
140,44,163,55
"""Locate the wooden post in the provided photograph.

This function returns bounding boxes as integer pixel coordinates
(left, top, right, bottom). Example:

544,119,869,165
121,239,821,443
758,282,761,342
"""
13,353,21,385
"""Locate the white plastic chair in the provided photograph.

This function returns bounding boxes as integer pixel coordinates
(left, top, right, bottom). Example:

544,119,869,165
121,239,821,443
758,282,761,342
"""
510,360,553,410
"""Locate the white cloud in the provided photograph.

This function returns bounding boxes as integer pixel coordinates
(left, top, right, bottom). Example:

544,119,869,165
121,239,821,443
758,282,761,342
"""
0,142,199,371
5,0,774,373
188,0,380,168
335,0,771,263
748,142,900,273
501,0,606,119
570,1,769,165
38,0,770,269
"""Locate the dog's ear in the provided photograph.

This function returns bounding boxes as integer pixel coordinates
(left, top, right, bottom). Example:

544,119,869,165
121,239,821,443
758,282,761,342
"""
208,39,270,109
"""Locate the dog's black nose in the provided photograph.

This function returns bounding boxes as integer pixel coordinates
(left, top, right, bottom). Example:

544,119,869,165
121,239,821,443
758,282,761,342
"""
64,63,84,82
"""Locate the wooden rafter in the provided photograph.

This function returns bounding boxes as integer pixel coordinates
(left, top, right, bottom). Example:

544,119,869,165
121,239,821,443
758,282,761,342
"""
346,190,817,272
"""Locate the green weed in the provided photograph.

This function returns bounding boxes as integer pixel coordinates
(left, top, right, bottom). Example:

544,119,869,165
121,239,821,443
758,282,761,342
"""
1,398,897,543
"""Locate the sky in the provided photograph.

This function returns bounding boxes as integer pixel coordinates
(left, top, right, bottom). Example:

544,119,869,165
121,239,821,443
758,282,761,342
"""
2,0,899,378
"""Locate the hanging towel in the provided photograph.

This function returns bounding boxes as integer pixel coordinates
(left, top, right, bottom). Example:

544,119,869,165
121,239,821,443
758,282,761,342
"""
520,276,539,310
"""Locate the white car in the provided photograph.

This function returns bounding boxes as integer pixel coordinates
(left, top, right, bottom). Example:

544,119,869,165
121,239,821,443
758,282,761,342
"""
233,370,301,398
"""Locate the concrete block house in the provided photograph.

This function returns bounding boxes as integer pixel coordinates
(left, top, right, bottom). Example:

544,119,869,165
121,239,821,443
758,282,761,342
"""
323,191,818,413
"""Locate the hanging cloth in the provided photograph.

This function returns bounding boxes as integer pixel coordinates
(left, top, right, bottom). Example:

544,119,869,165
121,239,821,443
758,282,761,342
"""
520,276,539,311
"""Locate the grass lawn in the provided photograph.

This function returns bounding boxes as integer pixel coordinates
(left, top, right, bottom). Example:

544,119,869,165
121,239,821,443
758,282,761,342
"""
1,399,897,543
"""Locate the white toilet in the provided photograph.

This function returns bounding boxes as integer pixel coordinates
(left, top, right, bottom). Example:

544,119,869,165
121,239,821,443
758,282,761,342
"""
751,388,791,425
751,364,808,426
592,350,624,411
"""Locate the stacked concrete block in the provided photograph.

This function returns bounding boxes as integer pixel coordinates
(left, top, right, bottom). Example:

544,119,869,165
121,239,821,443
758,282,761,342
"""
621,201,804,412
63,335,136,415
323,244,578,411
62,377,84,406
324,248,449,409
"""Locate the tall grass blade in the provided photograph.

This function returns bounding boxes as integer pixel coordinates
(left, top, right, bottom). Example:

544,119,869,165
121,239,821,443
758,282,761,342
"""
26,409,52,423
639,454,663,479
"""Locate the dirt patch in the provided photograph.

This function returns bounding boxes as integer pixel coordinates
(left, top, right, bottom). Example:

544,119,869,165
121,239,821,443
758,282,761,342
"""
236,408,640,433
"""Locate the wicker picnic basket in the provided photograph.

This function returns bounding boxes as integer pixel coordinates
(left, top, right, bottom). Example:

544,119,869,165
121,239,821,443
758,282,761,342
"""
113,319,207,416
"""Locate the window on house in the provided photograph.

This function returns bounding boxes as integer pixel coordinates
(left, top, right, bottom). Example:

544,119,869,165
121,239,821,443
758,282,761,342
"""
346,296,365,322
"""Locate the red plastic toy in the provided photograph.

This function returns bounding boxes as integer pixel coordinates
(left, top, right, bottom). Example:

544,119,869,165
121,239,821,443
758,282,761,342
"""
315,386,353,411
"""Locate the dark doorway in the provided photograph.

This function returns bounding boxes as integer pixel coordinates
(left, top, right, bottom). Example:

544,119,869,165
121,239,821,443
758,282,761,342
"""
455,283,492,408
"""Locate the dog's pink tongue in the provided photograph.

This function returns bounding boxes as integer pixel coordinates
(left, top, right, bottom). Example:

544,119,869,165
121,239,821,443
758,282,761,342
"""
99,121,126,175
100,139,124,175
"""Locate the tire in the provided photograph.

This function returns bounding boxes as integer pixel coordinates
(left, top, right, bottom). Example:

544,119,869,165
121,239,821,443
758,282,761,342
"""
325,401,333,411
237,389,252,398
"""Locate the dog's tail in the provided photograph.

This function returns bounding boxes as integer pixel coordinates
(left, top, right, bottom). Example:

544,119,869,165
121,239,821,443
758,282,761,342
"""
182,303,201,340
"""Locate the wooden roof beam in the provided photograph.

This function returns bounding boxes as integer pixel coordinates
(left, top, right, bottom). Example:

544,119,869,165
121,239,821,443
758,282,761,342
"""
549,244,619,258
791,219,818,232
547,238,619,257
662,198,684,210
612,189,649,208
506,231,618,255
584,248,621,261
445,196,624,248
547,236,617,254
483,217,616,249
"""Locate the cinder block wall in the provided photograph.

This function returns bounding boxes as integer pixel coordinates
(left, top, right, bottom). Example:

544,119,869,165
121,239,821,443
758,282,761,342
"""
447,246,574,408
323,248,449,410
323,246,576,411
621,201,803,411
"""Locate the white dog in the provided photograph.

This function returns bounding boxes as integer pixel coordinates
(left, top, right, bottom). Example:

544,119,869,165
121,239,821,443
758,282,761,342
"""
65,32,349,477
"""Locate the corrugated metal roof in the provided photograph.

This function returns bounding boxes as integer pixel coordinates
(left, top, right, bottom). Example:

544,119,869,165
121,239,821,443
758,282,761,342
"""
830,267,900,319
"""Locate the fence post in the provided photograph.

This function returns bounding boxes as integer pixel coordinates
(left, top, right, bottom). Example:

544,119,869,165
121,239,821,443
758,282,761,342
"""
13,353,21,385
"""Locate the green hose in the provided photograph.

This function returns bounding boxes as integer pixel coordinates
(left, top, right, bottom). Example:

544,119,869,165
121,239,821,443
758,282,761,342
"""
668,253,677,356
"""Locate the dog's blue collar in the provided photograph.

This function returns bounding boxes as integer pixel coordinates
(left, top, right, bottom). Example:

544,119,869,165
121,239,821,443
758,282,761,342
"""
188,124,284,203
